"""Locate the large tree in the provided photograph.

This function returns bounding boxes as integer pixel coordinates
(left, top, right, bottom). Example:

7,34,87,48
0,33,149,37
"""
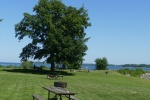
15,0,91,71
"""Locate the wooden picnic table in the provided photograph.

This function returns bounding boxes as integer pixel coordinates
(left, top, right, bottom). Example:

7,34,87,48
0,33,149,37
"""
47,72,64,80
43,86,77,100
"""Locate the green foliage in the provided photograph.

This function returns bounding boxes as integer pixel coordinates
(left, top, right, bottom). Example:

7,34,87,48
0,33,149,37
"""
21,61,33,69
0,65,19,69
135,68,145,77
122,64,150,67
15,0,91,71
0,65,3,68
95,57,108,70
118,68,130,75
6,65,14,68
42,65,47,69
118,68,145,77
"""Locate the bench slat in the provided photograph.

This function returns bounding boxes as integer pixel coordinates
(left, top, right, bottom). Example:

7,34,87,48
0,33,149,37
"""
66,95,79,100
32,94,45,100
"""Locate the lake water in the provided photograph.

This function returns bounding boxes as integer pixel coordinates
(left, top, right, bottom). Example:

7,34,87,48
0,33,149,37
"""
0,62,150,71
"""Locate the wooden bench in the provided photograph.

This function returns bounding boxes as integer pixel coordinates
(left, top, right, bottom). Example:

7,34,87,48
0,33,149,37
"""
32,94,45,100
66,95,79,100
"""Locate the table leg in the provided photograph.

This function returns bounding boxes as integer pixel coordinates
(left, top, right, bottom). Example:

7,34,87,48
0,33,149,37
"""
68,95,71,100
56,95,62,100
48,91,50,100
59,95,62,100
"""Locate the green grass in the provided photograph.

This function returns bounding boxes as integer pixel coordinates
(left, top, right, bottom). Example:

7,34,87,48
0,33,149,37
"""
0,68,150,100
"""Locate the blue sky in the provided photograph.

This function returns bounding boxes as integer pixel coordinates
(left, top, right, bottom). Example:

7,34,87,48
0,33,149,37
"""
0,0,150,64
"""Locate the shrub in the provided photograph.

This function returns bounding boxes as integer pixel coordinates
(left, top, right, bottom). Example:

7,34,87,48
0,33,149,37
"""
6,65,14,68
118,68,130,75
118,68,145,77
42,65,47,69
0,65,3,68
135,68,145,77
21,61,33,69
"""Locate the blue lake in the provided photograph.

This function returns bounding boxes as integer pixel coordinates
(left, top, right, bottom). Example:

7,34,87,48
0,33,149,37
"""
0,62,150,71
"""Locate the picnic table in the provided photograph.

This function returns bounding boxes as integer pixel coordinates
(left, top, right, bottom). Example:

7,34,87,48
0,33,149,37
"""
43,86,78,100
47,72,64,80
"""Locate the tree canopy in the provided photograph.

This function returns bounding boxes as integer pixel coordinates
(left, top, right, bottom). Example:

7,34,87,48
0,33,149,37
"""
95,57,108,70
15,0,91,71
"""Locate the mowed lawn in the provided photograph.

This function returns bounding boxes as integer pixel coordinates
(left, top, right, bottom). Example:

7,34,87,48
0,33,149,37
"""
0,68,150,100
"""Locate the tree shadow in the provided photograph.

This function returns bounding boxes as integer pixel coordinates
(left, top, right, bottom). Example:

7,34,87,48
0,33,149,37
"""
2,68,75,76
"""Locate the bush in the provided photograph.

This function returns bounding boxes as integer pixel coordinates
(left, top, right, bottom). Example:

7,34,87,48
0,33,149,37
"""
118,68,145,77
21,61,33,69
135,68,145,77
0,65,3,68
118,68,130,75
6,65,14,68
42,65,47,69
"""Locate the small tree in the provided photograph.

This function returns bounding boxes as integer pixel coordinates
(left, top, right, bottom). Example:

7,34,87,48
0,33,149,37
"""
21,61,33,69
95,57,108,70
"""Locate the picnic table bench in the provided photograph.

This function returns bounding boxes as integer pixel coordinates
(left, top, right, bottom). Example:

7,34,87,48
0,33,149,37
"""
65,95,79,100
32,94,45,100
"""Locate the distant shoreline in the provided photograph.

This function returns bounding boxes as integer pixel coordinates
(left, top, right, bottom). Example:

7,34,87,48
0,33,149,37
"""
1,62,150,71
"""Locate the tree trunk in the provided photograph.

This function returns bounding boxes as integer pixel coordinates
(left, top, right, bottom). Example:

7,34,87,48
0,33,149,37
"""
50,62,55,71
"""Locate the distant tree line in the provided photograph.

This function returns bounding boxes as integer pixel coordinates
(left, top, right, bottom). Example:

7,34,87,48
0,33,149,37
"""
122,64,150,68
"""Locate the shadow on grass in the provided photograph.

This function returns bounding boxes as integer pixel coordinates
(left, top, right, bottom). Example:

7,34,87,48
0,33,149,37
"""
2,68,75,76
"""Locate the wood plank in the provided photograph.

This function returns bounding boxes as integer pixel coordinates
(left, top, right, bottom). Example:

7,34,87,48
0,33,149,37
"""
32,94,45,100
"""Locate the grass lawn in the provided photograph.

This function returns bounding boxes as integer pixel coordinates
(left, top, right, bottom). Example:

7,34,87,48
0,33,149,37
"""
0,68,150,100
